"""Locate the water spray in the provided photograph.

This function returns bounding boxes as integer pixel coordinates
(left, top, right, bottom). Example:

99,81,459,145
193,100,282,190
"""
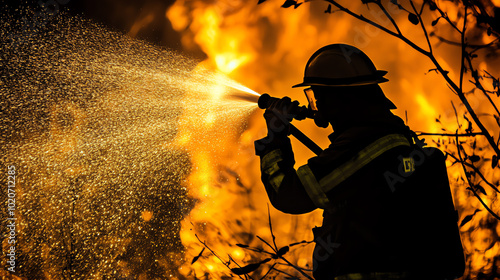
257,93,323,156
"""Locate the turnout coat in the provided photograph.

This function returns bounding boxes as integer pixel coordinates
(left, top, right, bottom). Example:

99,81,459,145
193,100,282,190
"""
255,114,464,280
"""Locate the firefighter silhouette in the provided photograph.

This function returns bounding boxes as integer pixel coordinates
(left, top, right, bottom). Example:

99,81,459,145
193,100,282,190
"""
255,44,465,280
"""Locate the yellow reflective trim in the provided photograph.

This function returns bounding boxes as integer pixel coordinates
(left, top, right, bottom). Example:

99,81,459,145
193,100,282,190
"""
269,173,285,192
261,149,285,192
261,149,283,175
297,165,330,208
320,134,410,193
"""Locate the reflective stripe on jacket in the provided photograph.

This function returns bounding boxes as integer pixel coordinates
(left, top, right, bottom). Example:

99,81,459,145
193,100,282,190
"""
296,134,410,209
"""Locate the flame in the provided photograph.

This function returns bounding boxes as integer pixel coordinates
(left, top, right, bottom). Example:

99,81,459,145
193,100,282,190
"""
167,0,500,278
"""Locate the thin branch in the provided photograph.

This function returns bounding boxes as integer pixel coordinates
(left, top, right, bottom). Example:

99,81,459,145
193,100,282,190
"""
451,101,460,127
277,255,314,280
323,0,430,56
418,0,425,16
459,6,467,92
455,132,500,220
259,263,277,280
456,131,472,185
433,51,500,156
195,234,246,280
435,3,462,33
409,0,432,53
431,34,500,49
255,235,313,279
227,254,252,280
322,0,500,157
257,236,277,253
468,187,500,220
267,204,278,251
446,152,500,193
376,2,402,35
465,55,500,119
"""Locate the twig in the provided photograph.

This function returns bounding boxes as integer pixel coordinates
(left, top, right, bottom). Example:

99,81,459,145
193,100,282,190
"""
321,0,500,157
259,263,277,280
430,34,500,49
418,0,425,16
257,236,277,253
376,1,401,35
455,132,500,220
277,255,314,280
256,214,314,280
464,55,500,120
459,6,467,92
446,152,500,193
195,234,246,280
434,2,462,33
227,254,252,280
451,101,460,128
468,187,500,220
267,204,278,251
322,0,430,56
410,0,432,53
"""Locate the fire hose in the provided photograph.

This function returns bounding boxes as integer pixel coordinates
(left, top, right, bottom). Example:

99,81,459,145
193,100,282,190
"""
257,93,323,156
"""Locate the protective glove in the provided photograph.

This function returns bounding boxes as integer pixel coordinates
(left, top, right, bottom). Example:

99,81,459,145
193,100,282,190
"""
255,97,299,156
263,96,299,136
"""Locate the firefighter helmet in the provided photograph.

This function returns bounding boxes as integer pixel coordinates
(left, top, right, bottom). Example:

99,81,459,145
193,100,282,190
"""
292,44,389,88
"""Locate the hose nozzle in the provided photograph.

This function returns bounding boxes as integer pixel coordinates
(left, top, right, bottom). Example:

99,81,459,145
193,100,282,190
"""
257,93,315,121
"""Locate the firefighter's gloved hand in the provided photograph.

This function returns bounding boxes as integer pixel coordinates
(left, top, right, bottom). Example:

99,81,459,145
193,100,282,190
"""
255,97,297,156
263,97,298,137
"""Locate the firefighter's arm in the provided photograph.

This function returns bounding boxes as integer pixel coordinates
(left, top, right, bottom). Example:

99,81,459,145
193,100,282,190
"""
255,133,317,214
255,98,319,214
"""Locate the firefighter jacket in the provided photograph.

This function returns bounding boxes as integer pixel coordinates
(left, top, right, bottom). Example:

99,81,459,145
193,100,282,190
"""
255,113,454,279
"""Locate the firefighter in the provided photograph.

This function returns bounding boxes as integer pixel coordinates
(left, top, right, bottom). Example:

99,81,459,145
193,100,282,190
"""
255,44,464,280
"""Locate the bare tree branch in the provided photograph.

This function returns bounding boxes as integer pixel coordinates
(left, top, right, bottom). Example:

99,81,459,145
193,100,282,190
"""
459,6,467,92
430,33,500,49
376,1,402,35
320,0,500,157
446,152,500,193
410,0,433,53
468,187,500,220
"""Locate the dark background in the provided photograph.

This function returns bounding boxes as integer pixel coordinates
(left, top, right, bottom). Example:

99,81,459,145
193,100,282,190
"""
2,0,204,57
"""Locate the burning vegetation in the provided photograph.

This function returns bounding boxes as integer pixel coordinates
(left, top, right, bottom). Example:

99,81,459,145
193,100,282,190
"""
1,0,500,279
167,0,500,279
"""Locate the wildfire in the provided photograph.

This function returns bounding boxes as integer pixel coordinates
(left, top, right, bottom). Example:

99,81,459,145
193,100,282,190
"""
167,0,500,279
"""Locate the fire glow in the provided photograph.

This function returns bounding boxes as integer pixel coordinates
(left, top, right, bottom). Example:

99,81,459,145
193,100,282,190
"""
167,0,500,279
2,0,500,279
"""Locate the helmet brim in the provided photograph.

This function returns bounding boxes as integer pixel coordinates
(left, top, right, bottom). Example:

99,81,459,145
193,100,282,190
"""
292,77,389,88
292,70,389,88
